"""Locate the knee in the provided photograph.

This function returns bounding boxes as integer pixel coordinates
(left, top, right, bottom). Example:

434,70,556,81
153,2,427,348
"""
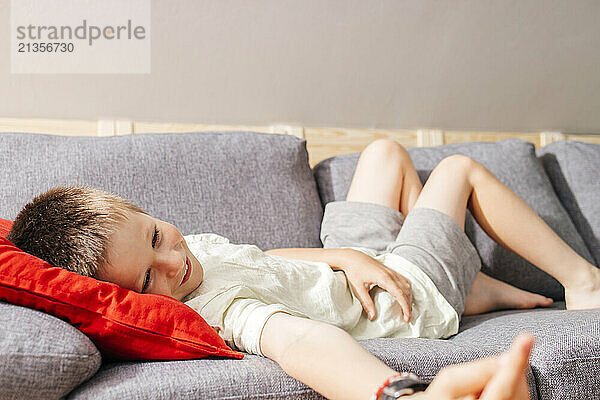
436,154,485,182
362,139,411,164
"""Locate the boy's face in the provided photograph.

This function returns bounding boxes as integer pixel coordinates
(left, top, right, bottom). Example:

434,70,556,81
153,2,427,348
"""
97,211,204,301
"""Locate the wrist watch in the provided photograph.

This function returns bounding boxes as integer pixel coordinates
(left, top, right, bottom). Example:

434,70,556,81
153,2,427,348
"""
374,372,430,399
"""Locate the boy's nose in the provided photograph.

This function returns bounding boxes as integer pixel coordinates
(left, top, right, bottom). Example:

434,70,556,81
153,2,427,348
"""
156,252,183,279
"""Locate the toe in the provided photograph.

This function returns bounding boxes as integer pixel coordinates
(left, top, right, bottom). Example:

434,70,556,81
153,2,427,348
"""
537,296,553,307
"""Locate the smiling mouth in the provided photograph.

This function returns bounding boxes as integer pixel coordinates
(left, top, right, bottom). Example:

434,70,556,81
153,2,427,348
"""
180,257,191,286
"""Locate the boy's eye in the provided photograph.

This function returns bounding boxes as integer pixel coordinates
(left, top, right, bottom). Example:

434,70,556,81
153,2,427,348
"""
152,226,160,248
141,269,151,293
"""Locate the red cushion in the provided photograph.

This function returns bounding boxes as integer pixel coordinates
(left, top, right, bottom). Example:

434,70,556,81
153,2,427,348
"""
0,219,243,361
0,218,12,237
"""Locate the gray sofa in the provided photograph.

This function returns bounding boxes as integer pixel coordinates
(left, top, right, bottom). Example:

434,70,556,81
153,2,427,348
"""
0,131,598,400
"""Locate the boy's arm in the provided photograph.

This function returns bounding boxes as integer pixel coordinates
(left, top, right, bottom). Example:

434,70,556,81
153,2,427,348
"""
260,312,399,400
260,313,534,400
264,247,351,271
264,247,413,322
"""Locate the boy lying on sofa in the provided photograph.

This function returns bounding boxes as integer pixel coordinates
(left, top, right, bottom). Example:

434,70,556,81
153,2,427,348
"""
7,139,600,400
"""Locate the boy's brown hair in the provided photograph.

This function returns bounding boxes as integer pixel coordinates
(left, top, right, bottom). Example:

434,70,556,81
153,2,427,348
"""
6,186,147,277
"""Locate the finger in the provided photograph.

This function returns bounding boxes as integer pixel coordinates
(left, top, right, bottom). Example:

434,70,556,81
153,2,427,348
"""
398,289,412,322
426,356,498,398
480,334,534,400
393,275,412,299
510,333,534,367
394,273,412,290
350,282,377,320
513,374,531,400
385,272,413,321
397,277,413,309
384,279,413,322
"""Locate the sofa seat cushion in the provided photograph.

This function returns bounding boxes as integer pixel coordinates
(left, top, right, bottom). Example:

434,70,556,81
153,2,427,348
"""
0,131,323,250
0,302,101,400
456,302,600,400
70,304,600,400
68,319,543,400
68,354,327,400
313,138,595,300
537,140,600,266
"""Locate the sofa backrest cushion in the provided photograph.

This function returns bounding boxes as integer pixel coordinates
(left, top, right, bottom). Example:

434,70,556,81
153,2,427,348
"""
0,218,102,399
537,140,600,267
0,131,323,250
313,138,595,300
0,302,102,399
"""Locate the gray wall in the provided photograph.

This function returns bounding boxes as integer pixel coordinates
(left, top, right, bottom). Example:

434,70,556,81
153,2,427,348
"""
1,0,599,133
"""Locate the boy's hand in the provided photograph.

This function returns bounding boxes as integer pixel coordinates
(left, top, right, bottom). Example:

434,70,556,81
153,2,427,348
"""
263,247,413,322
415,333,534,400
339,249,413,322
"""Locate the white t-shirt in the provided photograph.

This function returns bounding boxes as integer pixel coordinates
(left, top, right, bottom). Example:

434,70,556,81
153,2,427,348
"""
182,233,459,356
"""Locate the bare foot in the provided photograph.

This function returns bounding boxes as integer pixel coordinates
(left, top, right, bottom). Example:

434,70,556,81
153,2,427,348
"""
464,272,554,315
565,266,600,310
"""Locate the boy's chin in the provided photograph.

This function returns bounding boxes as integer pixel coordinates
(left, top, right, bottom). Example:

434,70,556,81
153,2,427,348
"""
175,285,198,301
171,291,187,302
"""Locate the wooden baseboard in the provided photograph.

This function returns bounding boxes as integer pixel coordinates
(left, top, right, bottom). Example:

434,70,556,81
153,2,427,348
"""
1,117,599,167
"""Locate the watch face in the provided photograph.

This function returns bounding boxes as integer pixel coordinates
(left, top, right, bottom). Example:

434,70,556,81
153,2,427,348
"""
381,381,416,398
379,374,430,399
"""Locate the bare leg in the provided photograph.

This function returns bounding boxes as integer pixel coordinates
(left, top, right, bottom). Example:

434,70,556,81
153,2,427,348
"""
347,140,553,314
346,139,422,216
412,154,600,310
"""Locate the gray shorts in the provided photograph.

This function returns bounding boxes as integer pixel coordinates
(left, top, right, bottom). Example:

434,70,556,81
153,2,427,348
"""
320,201,482,316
